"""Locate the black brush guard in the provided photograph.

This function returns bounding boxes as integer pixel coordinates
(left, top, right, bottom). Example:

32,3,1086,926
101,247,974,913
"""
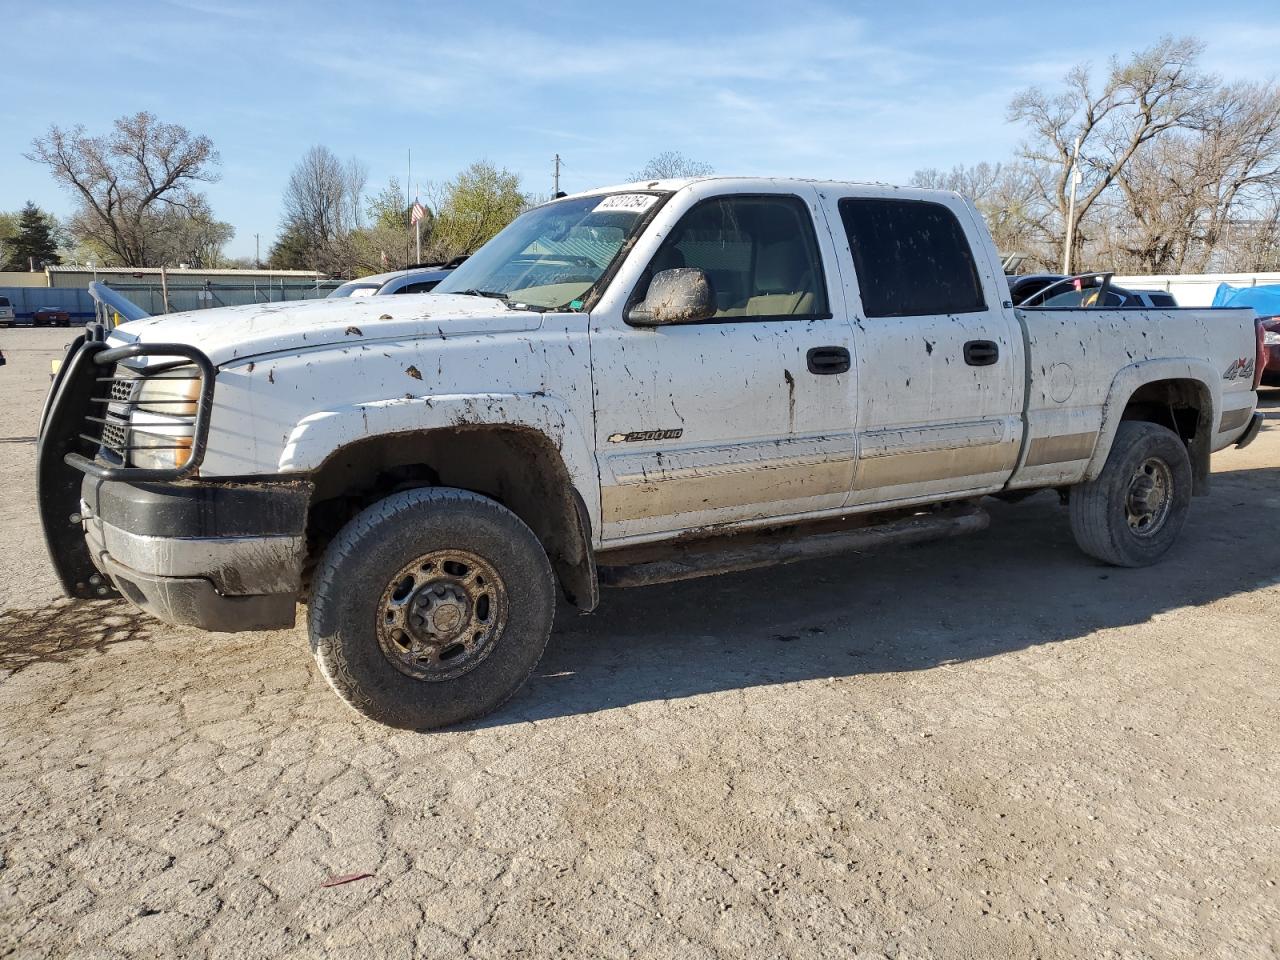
37,335,216,598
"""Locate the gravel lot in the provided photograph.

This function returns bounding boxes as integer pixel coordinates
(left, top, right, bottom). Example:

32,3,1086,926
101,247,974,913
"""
1,327,1277,959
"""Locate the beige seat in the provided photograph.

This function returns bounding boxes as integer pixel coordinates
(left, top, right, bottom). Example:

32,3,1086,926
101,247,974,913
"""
719,241,815,318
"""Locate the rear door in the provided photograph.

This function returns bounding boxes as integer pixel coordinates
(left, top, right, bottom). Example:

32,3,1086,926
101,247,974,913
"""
820,191,1024,506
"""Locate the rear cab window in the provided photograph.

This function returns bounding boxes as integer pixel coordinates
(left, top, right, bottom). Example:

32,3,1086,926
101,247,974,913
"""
1042,288,1126,308
837,197,985,317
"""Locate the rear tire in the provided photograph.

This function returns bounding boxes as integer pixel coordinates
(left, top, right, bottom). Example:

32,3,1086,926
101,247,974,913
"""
1068,421,1192,567
308,487,555,729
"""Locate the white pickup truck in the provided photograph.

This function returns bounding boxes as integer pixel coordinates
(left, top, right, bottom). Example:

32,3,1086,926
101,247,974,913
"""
37,178,1267,729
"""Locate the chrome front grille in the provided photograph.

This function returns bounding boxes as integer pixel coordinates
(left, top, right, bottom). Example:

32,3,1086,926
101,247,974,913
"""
85,365,139,461
100,418,129,454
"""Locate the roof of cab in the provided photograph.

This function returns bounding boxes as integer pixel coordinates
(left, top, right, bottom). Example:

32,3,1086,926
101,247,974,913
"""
560,176,952,202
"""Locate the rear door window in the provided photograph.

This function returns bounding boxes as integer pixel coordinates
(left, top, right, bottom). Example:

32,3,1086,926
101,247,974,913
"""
0,297,10,307
837,198,986,318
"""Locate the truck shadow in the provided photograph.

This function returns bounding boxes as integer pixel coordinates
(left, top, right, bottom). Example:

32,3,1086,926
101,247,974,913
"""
493,459,1280,727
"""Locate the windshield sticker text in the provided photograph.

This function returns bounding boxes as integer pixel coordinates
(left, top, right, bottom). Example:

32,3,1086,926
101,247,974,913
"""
593,194,659,214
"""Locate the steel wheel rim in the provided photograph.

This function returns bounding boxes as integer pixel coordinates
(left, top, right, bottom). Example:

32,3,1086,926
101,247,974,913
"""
1125,457,1173,538
376,549,508,681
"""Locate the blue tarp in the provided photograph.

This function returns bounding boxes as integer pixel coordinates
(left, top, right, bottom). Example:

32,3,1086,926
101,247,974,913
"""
1211,282,1280,316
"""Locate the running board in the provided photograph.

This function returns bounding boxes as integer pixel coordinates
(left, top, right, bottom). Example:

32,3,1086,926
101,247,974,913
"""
597,503,990,589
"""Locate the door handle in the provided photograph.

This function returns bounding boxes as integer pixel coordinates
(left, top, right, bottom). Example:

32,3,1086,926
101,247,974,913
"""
806,346,851,375
963,340,999,366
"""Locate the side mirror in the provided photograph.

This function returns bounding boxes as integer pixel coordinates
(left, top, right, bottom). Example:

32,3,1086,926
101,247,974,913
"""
627,268,715,326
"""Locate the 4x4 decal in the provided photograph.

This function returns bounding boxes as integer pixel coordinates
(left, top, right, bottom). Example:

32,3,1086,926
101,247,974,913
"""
1223,357,1255,381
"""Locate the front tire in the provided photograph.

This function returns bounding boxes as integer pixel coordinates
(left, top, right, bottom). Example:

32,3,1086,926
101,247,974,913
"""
1068,421,1192,567
308,487,555,729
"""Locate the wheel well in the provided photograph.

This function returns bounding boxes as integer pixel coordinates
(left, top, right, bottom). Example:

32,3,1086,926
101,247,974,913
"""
304,426,597,610
1119,378,1212,494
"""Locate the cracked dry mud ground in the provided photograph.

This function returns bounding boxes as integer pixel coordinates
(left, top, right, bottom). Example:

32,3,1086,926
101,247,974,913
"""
1,328,1278,959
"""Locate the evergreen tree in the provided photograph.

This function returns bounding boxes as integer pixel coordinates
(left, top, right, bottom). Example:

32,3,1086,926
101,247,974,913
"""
266,225,313,270
3,202,61,271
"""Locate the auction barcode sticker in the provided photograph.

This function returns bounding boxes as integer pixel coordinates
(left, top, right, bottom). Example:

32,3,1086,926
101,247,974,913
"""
593,193,659,214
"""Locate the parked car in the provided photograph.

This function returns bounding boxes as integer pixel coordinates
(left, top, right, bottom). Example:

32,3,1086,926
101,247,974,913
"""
0,296,16,327
1260,317,1280,386
39,177,1265,730
1126,289,1179,308
34,306,72,327
327,264,457,299
1008,273,1177,308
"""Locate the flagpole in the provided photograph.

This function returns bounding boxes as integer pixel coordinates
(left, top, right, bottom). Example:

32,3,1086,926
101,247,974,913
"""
414,191,421,263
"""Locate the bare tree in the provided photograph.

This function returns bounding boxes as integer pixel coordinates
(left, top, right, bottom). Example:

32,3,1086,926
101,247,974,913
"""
1084,79,1280,273
630,151,714,181
910,162,1049,265
27,112,220,266
1010,36,1215,270
280,146,368,277
147,196,236,268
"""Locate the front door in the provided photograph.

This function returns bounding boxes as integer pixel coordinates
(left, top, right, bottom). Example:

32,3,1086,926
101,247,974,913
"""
590,188,859,543
820,191,1025,506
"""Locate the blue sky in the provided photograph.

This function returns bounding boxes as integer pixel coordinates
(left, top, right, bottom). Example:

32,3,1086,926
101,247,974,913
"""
3,0,1278,259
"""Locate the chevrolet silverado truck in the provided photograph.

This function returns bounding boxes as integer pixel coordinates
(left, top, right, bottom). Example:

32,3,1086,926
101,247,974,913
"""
37,178,1267,729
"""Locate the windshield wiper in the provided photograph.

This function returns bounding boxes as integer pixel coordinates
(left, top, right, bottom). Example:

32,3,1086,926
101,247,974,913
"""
456,289,509,302
455,288,549,312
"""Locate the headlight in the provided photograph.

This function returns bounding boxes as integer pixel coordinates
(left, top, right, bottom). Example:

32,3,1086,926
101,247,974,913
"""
130,366,201,469
136,366,201,415
129,425,194,470
1264,331,1280,346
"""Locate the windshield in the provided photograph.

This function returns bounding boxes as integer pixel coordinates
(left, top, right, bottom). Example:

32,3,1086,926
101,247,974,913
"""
434,192,667,309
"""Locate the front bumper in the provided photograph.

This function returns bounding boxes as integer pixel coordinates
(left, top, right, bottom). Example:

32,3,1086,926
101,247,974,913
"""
78,475,312,632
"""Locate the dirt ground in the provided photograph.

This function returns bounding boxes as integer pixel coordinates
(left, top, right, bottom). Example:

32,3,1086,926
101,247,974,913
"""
1,327,1277,959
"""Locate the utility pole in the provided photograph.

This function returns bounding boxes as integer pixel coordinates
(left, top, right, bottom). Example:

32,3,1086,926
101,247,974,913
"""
254,233,260,269
553,154,562,195
1062,135,1083,275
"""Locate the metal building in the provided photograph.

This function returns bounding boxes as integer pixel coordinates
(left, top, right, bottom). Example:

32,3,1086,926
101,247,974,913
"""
42,266,340,313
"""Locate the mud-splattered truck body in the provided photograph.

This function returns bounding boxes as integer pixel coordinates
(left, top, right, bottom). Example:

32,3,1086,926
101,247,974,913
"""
37,178,1266,728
